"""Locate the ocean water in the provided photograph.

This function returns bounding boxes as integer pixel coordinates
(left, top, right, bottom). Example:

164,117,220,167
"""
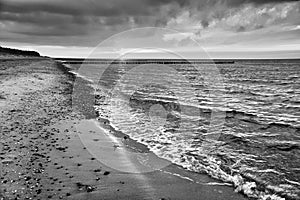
67,59,300,200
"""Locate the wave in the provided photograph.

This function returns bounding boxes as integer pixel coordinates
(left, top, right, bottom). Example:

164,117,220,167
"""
67,62,300,200
266,140,300,152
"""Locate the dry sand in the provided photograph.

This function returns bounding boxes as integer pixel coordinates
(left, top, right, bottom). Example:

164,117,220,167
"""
0,58,248,200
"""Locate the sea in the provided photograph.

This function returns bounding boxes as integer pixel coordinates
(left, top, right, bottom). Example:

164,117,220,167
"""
58,58,300,200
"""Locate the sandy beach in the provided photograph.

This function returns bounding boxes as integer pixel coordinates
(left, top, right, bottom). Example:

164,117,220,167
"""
0,58,249,200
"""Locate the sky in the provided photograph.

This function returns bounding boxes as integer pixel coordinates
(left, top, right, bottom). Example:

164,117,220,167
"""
0,0,300,58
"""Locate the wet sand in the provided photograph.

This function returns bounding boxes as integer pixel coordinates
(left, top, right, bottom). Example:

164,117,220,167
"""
0,58,248,199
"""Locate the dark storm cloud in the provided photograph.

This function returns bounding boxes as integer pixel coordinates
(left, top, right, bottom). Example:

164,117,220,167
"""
10,25,87,36
1,0,298,25
0,0,175,16
0,0,299,46
0,12,74,26
0,0,177,37
0,0,172,39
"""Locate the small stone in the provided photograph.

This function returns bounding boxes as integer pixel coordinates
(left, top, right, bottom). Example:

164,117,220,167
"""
103,171,110,175
86,185,96,192
94,169,101,172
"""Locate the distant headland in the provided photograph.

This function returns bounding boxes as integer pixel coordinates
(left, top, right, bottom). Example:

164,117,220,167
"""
0,46,40,57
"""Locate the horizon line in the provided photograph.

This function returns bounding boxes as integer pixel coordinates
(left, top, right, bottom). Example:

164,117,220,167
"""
53,57,300,60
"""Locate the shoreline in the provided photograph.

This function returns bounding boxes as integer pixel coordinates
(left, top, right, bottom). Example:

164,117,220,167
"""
62,62,251,199
64,61,295,200
59,118,249,200
0,58,248,199
65,61,300,200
